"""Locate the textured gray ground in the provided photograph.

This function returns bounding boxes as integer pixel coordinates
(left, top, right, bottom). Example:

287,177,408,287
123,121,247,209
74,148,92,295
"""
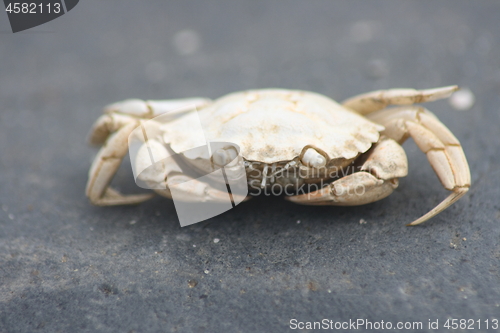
1,1,500,332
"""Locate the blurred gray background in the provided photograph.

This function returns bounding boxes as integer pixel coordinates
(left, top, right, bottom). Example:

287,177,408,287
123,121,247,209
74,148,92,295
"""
1,1,500,332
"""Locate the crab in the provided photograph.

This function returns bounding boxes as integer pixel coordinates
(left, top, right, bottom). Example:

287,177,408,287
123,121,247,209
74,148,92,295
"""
86,86,470,225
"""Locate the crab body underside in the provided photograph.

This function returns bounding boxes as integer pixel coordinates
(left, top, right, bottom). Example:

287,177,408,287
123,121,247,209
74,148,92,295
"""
86,86,470,226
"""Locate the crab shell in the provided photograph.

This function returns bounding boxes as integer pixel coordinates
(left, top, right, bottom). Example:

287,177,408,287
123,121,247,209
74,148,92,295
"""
162,89,384,166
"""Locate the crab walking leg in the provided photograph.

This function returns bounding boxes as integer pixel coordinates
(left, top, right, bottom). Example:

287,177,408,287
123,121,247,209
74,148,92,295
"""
86,122,156,205
367,106,471,226
104,98,212,118
341,86,458,115
89,98,212,145
286,138,407,206
86,97,213,205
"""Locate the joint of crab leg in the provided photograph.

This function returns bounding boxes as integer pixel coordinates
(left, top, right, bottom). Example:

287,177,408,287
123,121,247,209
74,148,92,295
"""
212,146,239,167
301,148,327,168
88,113,142,146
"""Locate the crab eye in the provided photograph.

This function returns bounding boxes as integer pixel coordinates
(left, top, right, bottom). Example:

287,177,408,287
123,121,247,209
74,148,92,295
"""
212,146,239,167
301,148,326,168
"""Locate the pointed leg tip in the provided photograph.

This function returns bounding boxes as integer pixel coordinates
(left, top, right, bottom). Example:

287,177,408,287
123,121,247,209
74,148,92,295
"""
437,85,459,93
446,85,461,95
425,85,460,101
406,219,426,227
406,213,432,226
445,85,460,91
405,187,469,226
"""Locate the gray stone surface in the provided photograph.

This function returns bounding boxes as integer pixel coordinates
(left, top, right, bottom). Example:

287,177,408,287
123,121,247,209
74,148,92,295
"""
1,1,499,332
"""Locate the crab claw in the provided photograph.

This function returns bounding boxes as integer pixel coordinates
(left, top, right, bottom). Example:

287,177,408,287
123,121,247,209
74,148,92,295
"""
286,172,398,206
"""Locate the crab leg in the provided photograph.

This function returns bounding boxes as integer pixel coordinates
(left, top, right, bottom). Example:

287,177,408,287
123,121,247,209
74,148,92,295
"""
342,86,458,115
104,97,212,118
86,97,213,206
86,121,155,205
286,137,407,206
367,106,471,225
88,112,138,145
89,98,212,145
